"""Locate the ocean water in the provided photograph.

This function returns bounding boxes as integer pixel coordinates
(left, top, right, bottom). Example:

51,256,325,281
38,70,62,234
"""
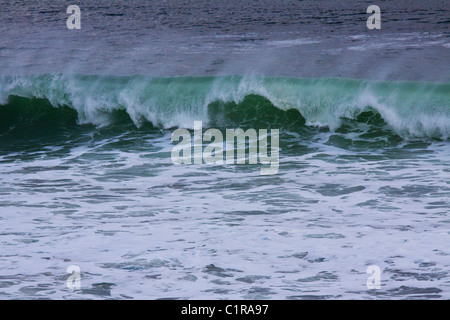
0,1,449,299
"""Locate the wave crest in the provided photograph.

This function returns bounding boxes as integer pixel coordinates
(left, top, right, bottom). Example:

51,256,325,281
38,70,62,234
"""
0,75,449,139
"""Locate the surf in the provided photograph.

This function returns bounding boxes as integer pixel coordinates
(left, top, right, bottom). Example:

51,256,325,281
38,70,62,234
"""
0,74,448,139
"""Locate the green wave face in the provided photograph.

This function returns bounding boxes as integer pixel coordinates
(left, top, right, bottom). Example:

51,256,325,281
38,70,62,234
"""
0,75,449,139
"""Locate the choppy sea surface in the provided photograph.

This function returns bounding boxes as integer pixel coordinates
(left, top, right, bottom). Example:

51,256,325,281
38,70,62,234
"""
0,1,449,299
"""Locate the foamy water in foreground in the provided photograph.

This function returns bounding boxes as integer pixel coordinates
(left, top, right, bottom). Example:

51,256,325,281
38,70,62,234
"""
0,127,448,299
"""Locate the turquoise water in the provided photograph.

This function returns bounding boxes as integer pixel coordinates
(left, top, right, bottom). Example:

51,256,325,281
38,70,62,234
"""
1,75,449,137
